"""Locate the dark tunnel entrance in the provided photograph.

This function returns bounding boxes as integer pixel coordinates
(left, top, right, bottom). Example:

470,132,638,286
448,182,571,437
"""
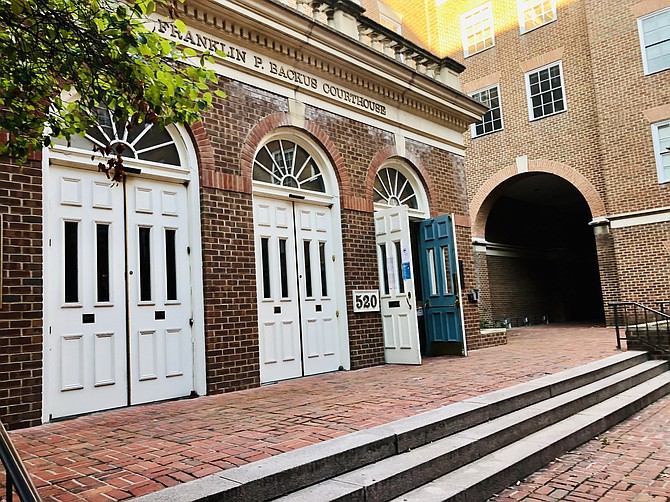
482,173,605,326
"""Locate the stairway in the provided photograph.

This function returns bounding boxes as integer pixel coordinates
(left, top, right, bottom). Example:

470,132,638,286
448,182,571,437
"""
138,351,670,502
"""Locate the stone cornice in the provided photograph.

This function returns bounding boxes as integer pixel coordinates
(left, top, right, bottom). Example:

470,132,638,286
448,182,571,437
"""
174,0,487,135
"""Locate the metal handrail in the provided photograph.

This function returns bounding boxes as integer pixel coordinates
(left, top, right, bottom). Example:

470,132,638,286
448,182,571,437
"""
610,301,670,356
1,420,41,502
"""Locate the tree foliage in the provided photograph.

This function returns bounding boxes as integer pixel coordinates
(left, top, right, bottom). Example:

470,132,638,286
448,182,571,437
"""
0,0,224,168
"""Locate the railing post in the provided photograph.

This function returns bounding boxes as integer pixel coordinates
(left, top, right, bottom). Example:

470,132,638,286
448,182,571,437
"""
613,303,622,350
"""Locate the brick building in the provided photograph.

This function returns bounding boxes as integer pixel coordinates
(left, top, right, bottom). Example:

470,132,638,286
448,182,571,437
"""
0,0,488,429
377,0,670,328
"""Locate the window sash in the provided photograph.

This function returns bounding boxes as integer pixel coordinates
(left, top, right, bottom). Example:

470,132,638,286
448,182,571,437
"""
471,85,504,137
638,8,670,75
518,0,556,34
525,62,566,120
461,3,495,57
653,121,670,183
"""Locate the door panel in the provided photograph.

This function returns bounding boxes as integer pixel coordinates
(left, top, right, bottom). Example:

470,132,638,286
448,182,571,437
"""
295,205,340,376
127,180,194,404
254,198,302,382
375,206,421,364
419,214,464,355
47,167,127,419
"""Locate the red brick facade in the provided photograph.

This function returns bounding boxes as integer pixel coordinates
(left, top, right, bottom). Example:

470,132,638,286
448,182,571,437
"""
394,0,670,327
0,0,489,430
0,154,43,429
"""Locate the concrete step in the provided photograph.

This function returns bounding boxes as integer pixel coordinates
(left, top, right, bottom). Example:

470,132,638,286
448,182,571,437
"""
391,372,670,502
274,360,668,502
135,350,658,502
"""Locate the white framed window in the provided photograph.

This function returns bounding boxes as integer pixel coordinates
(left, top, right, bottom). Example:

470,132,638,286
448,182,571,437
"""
525,61,566,120
518,0,556,34
638,8,670,75
652,121,670,183
461,3,495,57
471,85,503,137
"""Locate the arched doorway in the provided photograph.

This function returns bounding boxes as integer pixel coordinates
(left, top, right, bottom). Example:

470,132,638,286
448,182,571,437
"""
43,110,205,421
373,159,465,360
251,131,349,383
479,173,604,327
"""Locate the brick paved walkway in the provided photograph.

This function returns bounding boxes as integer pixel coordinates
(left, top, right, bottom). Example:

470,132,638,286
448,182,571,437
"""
2,325,666,501
492,393,670,501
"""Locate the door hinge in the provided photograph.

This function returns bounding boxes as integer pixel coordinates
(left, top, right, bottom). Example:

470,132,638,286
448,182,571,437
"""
49,238,52,247
189,318,194,327
187,246,191,255
336,310,340,317
332,255,336,262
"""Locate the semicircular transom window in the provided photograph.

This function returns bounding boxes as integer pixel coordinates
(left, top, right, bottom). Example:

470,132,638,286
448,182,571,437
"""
373,167,418,209
253,139,326,193
66,108,180,166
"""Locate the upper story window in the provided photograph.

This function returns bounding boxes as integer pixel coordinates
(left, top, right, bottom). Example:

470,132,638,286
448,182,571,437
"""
638,8,670,75
518,0,556,34
471,85,503,137
461,3,495,57
253,139,326,193
525,61,566,120
652,121,670,183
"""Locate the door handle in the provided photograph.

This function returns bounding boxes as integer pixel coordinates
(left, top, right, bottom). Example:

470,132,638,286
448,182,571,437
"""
406,290,412,310
454,298,460,309
424,299,430,309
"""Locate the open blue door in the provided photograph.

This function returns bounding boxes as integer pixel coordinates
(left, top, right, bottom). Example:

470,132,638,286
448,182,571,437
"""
418,214,464,356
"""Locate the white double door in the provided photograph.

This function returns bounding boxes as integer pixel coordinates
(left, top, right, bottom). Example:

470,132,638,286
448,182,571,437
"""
254,196,341,383
46,165,194,420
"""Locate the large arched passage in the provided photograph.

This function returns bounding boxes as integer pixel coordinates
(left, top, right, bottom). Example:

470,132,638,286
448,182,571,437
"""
477,172,605,326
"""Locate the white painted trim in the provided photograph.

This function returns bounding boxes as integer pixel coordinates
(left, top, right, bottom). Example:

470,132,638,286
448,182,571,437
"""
451,213,468,356
174,123,207,397
41,149,52,424
637,7,670,75
469,84,504,138
609,207,670,229
652,120,670,183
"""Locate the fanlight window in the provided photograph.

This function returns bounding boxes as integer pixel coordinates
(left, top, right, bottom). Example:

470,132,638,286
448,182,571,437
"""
253,139,325,193
373,167,418,209
65,108,180,166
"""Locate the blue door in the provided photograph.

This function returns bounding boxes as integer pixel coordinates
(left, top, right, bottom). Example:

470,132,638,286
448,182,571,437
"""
418,214,464,355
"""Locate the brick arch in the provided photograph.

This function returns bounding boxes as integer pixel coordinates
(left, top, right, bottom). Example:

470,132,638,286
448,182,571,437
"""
365,146,436,214
240,113,351,197
188,121,216,173
470,159,607,239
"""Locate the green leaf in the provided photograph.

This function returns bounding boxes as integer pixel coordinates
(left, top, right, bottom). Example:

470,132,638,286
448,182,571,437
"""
174,19,187,34
183,47,197,57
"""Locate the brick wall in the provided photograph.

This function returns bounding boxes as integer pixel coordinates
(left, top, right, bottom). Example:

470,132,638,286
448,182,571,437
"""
611,223,670,307
0,155,43,430
200,188,260,394
342,209,385,369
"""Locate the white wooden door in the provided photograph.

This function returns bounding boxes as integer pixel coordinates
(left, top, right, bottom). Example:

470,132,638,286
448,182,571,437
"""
126,179,194,405
47,168,194,418
295,205,340,376
253,197,341,382
47,166,128,419
254,198,303,382
375,206,422,364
